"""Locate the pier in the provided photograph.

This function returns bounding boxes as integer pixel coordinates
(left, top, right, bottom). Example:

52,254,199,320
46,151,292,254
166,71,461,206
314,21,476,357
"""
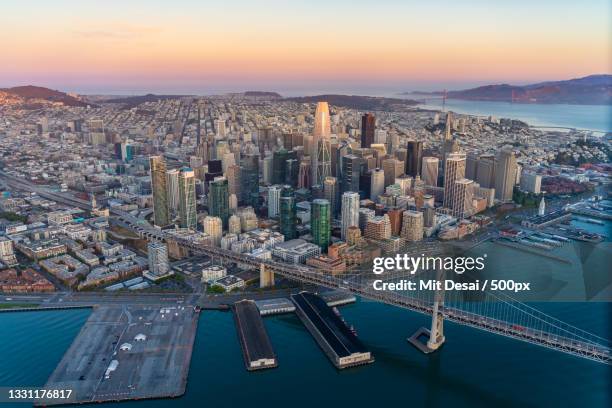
233,300,278,371
41,305,199,405
291,292,373,369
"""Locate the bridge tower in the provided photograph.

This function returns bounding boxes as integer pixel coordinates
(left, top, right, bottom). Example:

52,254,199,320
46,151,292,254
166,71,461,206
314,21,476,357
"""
260,264,275,288
426,294,445,351
408,273,446,353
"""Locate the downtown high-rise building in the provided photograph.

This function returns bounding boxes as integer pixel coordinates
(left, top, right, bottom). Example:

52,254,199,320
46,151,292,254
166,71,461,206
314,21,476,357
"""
311,199,331,252
312,102,332,185
443,152,466,211
178,167,197,230
341,154,363,195
202,216,222,246
226,164,241,198
360,113,376,148
147,241,170,277
495,147,518,202
421,157,439,187
382,158,403,187
323,177,339,217
273,148,289,184
476,155,496,189
405,140,423,177
150,155,170,227
451,178,474,218
370,168,385,202
209,177,229,227
241,153,260,207
279,188,297,239
340,191,360,241
267,185,283,218
401,210,424,242
166,168,180,218
298,159,312,189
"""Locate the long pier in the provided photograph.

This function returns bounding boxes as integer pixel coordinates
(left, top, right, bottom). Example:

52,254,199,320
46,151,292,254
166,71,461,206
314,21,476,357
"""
233,300,277,371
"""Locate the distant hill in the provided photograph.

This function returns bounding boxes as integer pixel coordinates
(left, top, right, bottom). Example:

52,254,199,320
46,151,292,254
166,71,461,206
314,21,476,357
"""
285,94,418,111
243,91,282,98
0,85,90,107
103,93,192,108
407,75,611,105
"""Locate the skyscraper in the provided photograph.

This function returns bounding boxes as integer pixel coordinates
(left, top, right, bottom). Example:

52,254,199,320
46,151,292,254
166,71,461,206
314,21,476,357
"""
401,210,424,242
178,167,197,230
226,164,241,198
268,185,283,218
341,192,360,241
150,156,170,227
323,177,339,217
476,155,496,189
370,168,385,202
360,113,376,148
279,188,297,240
298,159,312,189
421,157,439,187
313,101,331,138
209,177,229,227
166,168,180,218
241,153,259,207
311,199,331,252
495,147,518,202
443,153,466,210
406,140,423,177
341,154,363,194
451,178,474,218
312,102,331,185
273,148,288,184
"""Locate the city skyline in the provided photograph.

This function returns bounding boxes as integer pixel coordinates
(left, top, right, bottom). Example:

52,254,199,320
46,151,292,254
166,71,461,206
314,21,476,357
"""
1,0,610,94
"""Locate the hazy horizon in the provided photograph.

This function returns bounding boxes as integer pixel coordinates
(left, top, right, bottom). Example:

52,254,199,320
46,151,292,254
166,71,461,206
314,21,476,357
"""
1,0,609,96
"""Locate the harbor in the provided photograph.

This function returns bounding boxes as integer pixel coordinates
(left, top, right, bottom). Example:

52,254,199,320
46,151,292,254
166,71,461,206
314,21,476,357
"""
291,292,374,369
233,300,278,371
41,305,199,405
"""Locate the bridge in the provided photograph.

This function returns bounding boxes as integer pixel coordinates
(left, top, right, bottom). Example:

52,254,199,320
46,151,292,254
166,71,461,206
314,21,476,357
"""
1,171,610,364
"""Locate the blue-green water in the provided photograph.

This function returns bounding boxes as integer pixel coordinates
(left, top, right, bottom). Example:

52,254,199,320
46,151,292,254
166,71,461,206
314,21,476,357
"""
0,300,610,408
414,98,612,133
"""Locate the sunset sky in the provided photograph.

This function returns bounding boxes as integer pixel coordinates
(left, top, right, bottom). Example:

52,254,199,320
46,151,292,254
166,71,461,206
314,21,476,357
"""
1,0,610,95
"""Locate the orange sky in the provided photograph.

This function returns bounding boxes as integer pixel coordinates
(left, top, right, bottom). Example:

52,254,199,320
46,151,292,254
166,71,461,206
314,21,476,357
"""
1,1,610,93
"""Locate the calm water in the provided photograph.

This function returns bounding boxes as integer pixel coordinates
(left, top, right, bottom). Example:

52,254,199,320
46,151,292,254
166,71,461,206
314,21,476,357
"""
0,302,610,407
412,97,612,133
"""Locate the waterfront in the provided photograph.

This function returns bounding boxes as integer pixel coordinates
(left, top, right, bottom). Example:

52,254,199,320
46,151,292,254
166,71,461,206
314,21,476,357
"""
1,301,610,408
410,96,611,133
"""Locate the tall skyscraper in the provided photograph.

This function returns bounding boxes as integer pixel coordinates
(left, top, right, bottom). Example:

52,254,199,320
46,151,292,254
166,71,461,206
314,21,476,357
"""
150,156,170,227
268,185,283,218
451,178,474,218
311,199,331,252
312,102,331,185
341,192,360,241
476,155,496,189
313,101,331,138
406,141,423,177
421,157,439,187
341,154,363,194
323,177,339,217
273,148,289,184
166,168,180,218
360,113,376,148
443,153,466,210
298,159,312,189
226,164,241,198
178,167,197,230
370,168,385,202
279,188,297,239
495,147,518,202
209,177,229,227
241,153,259,207
382,158,403,187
